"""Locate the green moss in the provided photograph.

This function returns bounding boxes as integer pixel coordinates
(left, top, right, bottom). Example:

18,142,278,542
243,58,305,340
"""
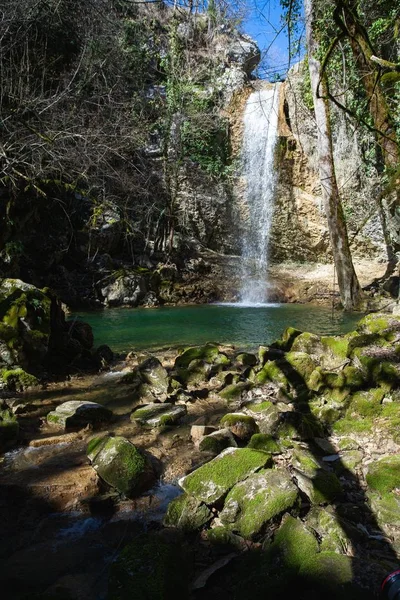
174,343,219,369
87,436,107,461
206,527,244,549
235,352,257,367
164,493,212,531
346,388,385,417
198,431,234,454
89,436,147,497
220,469,299,539
248,434,281,454
306,506,349,554
334,450,363,473
266,515,319,573
332,418,373,434
356,313,400,339
219,381,253,401
299,551,352,589
292,448,342,504
108,533,189,600
366,455,400,494
246,401,274,413
321,336,349,360
255,360,289,389
271,327,303,351
285,351,317,385
1,368,39,391
181,447,270,504
220,413,256,427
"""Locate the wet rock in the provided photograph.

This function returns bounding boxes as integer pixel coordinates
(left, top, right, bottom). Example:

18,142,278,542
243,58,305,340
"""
47,400,112,429
177,359,212,387
198,428,237,455
220,468,299,539
130,402,187,427
180,447,270,505
87,435,156,497
66,320,94,350
164,493,212,531
291,446,342,504
219,412,258,441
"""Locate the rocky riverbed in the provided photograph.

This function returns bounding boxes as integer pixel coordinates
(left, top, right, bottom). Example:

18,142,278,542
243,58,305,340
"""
1,312,400,598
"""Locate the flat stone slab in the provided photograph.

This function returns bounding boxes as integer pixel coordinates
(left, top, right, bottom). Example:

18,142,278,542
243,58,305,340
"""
220,468,299,539
179,447,270,505
130,403,187,427
47,400,112,429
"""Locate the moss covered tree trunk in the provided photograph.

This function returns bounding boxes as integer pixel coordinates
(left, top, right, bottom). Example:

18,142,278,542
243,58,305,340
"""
305,0,362,310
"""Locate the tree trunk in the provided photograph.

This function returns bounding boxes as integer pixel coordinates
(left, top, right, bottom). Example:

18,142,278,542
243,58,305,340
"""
333,0,400,268
305,0,362,310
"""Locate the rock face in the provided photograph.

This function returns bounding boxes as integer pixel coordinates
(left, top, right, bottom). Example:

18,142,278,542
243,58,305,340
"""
270,62,386,264
87,435,156,497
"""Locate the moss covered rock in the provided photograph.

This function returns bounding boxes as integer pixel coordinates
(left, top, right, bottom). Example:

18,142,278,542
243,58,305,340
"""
137,356,169,397
180,447,271,504
219,381,253,404
0,367,39,392
356,313,400,340
291,447,342,504
87,435,155,497
266,514,319,573
47,400,112,429
174,343,220,369
270,327,303,352
220,468,299,539
235,352,257,367
219,412,258,441
130,402,187,427
163,493,212,531
305,506,350,554
198,428,237,455
108,533,189,600
248,433,281,454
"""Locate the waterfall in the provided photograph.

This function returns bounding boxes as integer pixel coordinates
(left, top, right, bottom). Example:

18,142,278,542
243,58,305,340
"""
239,85,280,305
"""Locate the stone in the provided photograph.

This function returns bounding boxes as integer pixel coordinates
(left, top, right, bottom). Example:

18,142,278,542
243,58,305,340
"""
180,447,271,505
219,381,253,404
235,352,257,367
291,447,342,504
190,424,217,444
101,272,147,307
138,356,169,396
87,435,155,497
220,468,299,539
248,433,281,454
219,412,258,441
305,506,350,554
198,428,237,455
174,343,220,369
130,403,187,427
108,533,189,599
47,400,112,429
163,493,212,531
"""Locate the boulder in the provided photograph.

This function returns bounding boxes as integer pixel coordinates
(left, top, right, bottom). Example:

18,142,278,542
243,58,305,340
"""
366,455,400,527
198,428,237,455
219,412,258,441
130,403,187,427
101,272,147,307
190,424,217,444
219,468,299,539
174,343,220,369
248,433,281,454
291,447,342,504
47,400,112,429
164,493,212,531
180,447,270,505
87,435,155,497
138,356,169,397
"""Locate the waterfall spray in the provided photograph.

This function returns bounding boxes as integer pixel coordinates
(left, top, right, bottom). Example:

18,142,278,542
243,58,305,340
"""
239,85,280,305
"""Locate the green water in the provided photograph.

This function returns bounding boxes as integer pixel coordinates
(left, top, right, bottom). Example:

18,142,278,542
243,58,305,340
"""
71,303,363,352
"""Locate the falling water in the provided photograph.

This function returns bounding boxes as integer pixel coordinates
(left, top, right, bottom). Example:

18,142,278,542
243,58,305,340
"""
239,85,280,305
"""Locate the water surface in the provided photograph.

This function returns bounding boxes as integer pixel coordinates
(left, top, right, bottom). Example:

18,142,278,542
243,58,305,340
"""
72,303,362,352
